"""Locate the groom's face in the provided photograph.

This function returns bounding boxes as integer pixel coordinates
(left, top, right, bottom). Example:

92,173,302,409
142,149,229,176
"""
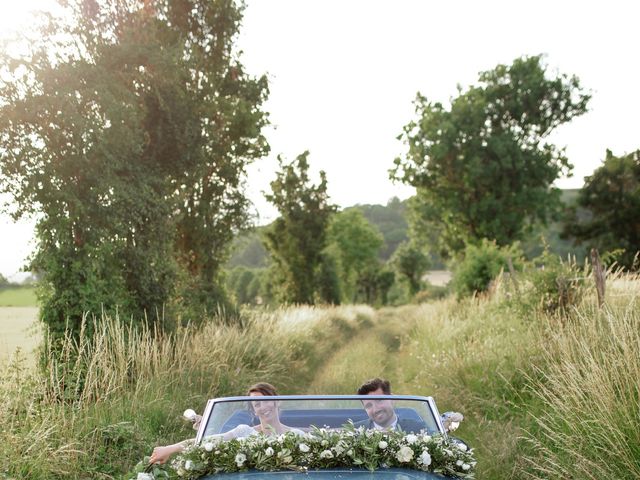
362,387,395,428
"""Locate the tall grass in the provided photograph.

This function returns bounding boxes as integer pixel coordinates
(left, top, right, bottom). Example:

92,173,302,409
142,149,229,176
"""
0,305,375,479
1,272,637,479
524,271,640,479
378,296,546,479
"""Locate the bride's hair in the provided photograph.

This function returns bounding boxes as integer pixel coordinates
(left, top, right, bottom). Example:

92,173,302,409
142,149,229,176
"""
247,382,278,396
247,382,279,421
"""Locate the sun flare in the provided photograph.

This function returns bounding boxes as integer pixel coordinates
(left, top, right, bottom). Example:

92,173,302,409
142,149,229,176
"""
0,0,55,38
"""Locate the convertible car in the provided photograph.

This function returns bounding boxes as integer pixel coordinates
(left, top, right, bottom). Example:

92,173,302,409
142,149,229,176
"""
139,395,474,479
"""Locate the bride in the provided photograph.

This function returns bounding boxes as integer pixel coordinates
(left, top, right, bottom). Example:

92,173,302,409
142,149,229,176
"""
149,382,303,464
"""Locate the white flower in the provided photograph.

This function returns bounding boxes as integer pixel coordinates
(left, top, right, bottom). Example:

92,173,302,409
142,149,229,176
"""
320,450,334,459
137,473,154,480
184,460,193,471
321,440,329,447
235,453,247,467
418,451,431,466
378,441,388,450
265,447,274,457
456,460,463,466
405,434,418,445
395,445,414,463
462,464,471,471
346,449,354,457
177,468,185,477
299,443,310,453
456,442,468,452
204,442,214,452
421,434,432,442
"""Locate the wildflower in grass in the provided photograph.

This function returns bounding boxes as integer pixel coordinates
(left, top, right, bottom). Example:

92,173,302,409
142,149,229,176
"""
378,440,388,449
265,447,274,457
299,443,310,452
204,442,214,452
405,434,418,444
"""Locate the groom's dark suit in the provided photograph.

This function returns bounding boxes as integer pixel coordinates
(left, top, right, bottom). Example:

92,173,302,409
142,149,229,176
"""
353,416,426,433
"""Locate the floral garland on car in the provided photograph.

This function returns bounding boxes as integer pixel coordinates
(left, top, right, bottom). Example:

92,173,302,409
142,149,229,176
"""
131,425,476,480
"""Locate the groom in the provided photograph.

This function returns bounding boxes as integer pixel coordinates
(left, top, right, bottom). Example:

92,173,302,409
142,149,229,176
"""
355,377,425,432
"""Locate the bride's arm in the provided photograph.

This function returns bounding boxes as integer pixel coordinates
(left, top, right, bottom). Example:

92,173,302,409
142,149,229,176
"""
149,438,193,464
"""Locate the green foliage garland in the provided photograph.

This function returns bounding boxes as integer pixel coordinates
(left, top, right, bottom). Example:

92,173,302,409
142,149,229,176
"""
130,427,476,480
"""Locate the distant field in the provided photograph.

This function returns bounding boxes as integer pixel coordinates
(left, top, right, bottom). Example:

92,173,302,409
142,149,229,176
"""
0,306,40,366
0,286,38,307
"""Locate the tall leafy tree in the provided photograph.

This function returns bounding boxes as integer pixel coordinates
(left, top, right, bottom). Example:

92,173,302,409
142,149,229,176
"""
326,209,384,302
0,0,268,337
264,152,335,304
564,149,640,270
392,55,590,257
392,241,430,295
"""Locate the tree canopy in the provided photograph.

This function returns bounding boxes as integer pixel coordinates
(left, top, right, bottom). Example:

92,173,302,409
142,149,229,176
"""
392,241,430,295
263,152,335,304
326,209,384,302
391,55,590,258
0,0,269,336
564,149,640,270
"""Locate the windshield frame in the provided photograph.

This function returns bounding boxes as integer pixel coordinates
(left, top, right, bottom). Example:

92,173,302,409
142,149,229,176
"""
194,394,447,444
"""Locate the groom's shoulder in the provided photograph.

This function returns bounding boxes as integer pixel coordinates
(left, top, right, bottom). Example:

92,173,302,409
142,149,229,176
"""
397,417,426,433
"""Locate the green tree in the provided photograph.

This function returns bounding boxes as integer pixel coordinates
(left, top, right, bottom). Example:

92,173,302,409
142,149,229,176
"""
326,209,384,302
263,152,335,304
392,55,590,258
316,252,342,305
452,240,523,298
356,197,409,260
0,0,268,337
564,149,640,270
392,241,430,295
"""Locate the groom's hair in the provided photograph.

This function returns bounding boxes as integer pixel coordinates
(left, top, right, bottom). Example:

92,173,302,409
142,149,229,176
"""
357,378,391,395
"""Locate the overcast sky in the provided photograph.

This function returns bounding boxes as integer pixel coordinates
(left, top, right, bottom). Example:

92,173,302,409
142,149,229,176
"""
1,0,639,278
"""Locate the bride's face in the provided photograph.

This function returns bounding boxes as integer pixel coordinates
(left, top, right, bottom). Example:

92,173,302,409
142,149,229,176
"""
250,391,278,422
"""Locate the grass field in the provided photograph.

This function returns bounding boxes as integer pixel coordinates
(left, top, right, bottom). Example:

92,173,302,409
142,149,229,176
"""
0,272,638,479
0,286,37,307
0,306,40,366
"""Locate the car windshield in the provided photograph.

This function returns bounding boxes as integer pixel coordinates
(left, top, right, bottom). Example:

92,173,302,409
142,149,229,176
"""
196,395,444,443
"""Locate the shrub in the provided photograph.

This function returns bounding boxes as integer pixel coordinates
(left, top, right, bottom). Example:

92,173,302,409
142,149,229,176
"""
412,284,449,303
451,240,523,298
523,248,588,315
